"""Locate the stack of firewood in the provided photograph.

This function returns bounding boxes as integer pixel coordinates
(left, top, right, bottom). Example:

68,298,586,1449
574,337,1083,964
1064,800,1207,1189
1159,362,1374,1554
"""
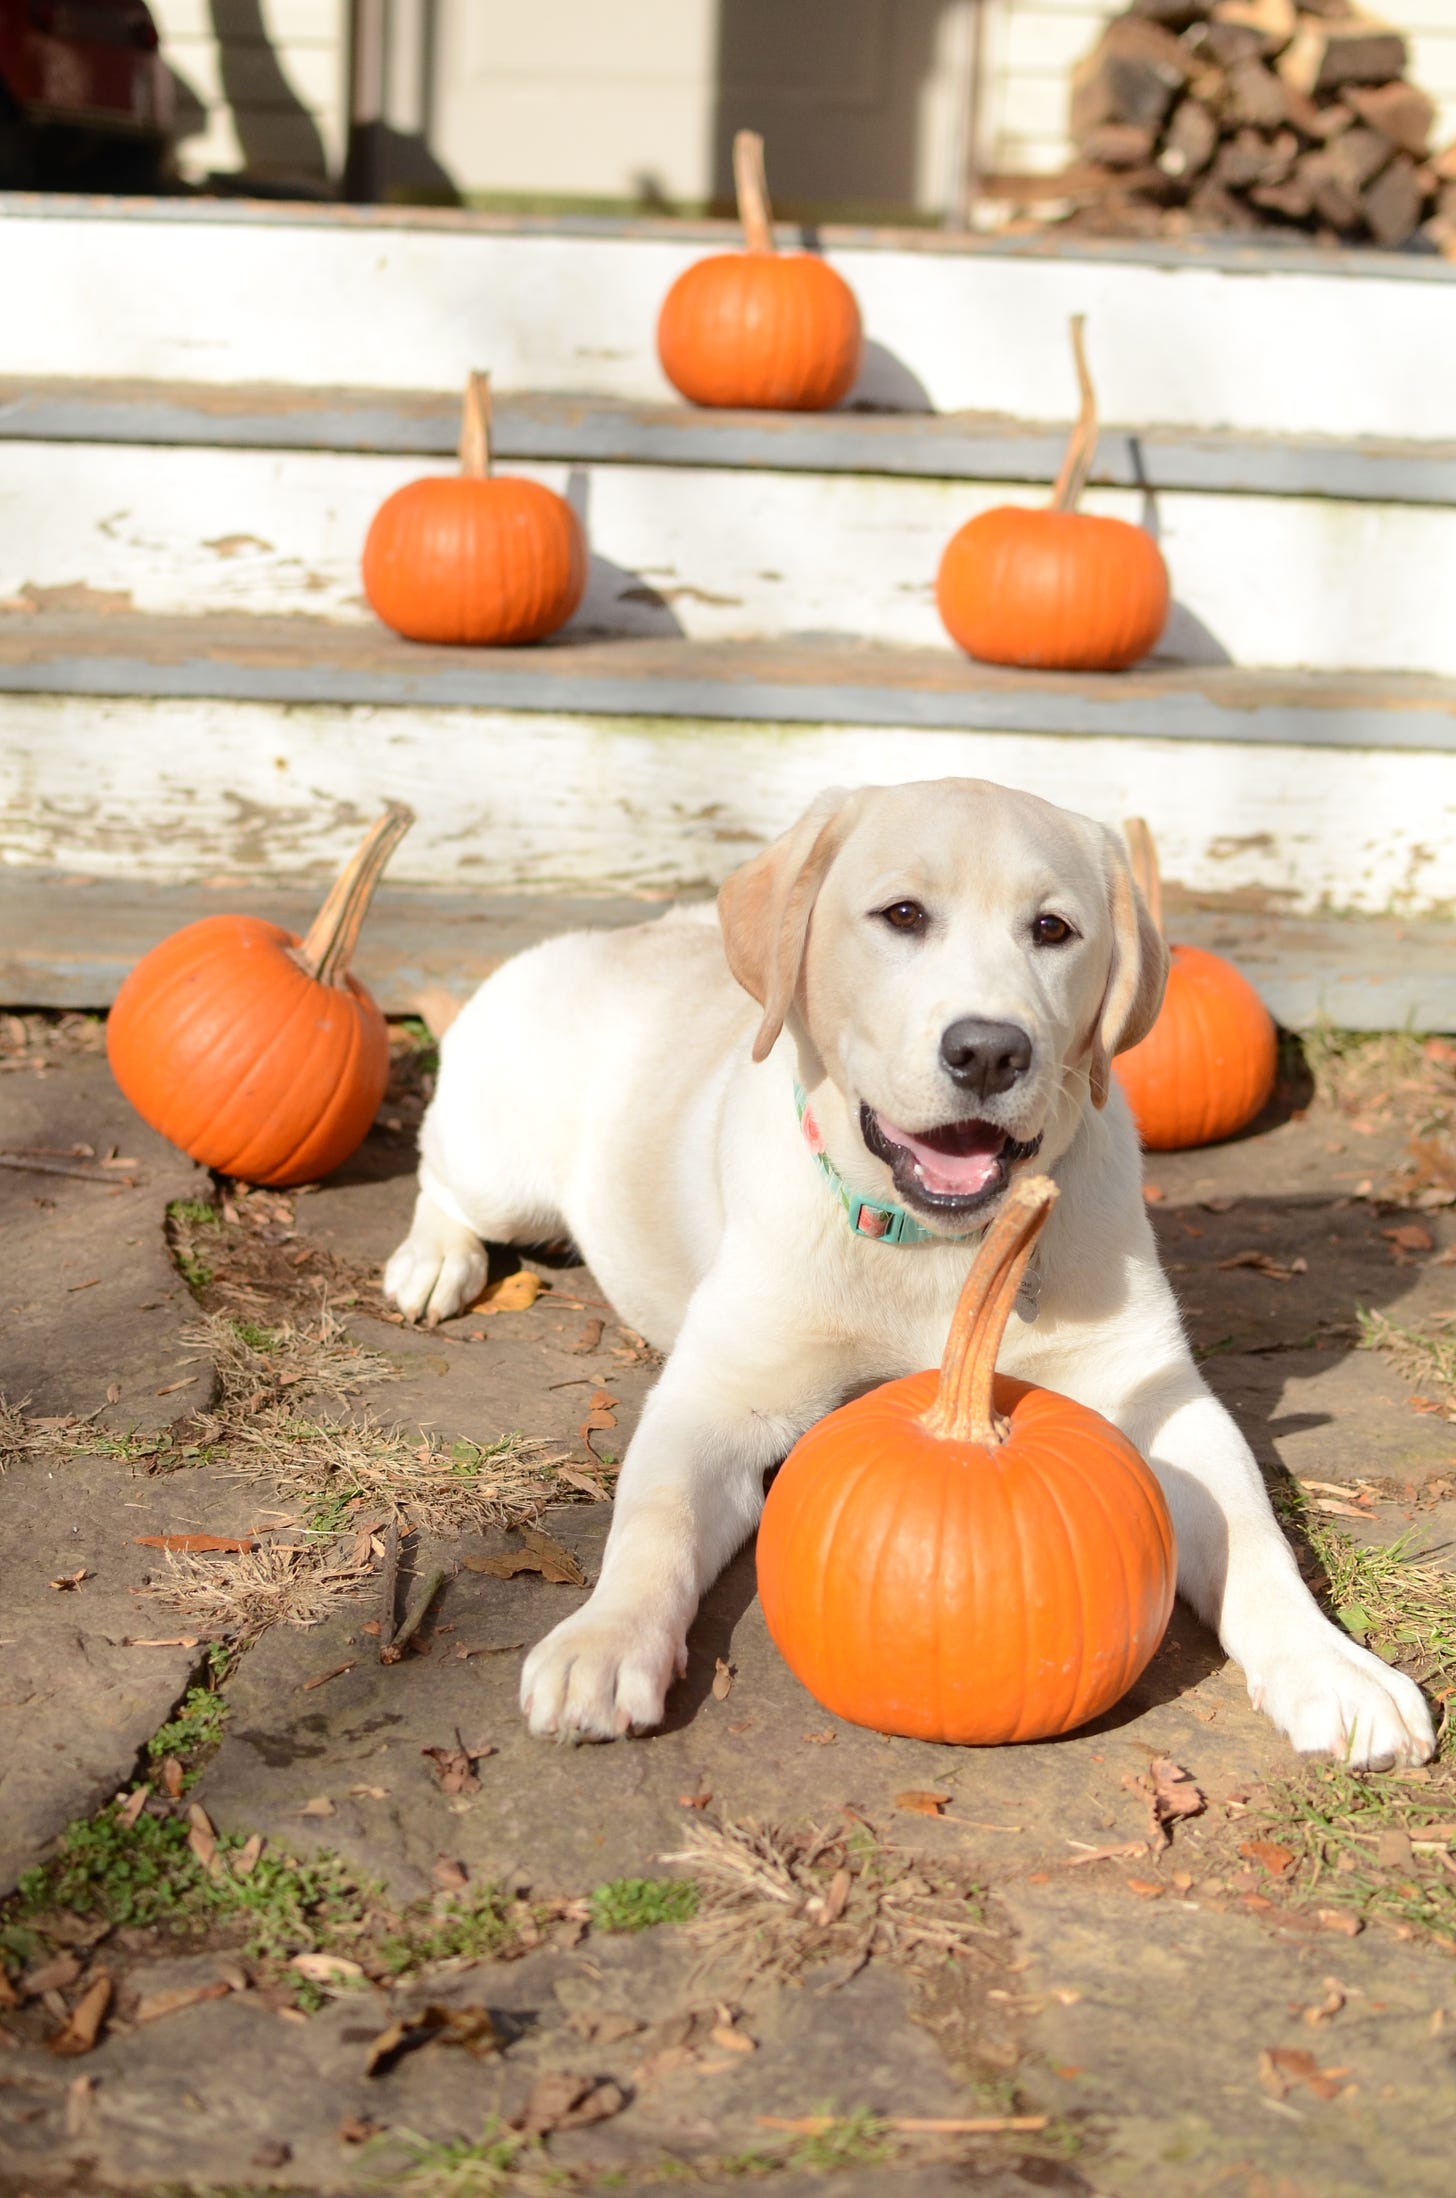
1060,0,1456,248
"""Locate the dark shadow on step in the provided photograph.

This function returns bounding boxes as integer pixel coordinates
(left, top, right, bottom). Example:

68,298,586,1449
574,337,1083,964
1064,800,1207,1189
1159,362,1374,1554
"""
561,467,686,641
846,340,934,415
1135,459,1234,667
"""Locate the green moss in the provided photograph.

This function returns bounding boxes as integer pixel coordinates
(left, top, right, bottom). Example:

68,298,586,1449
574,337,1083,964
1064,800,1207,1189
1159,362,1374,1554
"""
589,1876,699,1933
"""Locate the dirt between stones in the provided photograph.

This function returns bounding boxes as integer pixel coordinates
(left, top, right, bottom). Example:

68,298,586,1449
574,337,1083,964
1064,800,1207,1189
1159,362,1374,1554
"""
2,1028,1456,2194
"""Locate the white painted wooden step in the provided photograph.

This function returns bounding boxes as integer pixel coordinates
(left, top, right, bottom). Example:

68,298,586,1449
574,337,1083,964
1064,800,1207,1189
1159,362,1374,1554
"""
5,870,1451,1032
6,435,1455,674
2,616,1454,917
8,195,1455,440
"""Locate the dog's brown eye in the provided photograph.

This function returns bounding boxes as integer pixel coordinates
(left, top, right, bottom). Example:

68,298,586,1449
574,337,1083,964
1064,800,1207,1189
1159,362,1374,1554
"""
1033,913,1075,946
879,900,927,933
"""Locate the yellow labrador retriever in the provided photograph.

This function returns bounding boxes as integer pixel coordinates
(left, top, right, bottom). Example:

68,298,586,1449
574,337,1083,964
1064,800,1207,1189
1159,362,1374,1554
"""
385,778,1432,1769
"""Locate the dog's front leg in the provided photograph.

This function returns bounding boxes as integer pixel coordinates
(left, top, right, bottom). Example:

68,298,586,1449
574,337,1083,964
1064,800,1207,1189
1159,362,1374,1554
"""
1125,1368,1435,1769
521,1295,846,1743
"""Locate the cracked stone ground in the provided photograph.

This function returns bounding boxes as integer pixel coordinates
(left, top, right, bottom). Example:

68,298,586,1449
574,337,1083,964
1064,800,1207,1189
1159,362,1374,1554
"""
3,1015,1456,2197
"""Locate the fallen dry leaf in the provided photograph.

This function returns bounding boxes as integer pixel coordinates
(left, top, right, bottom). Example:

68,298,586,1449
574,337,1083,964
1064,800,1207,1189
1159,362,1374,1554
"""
186,1803,218,1872
298,1796,336,1819
464,1525,586,1587
467,1270,545,1315
364,2003,501,2076
133,1980,231,2025
338,2115,387,2144
803,1728,836,1746
126,1636,200,1649
23,1955,82,1998
712,1658,734,1701
1383,1223,1435,1255
1258,2045,1349,2102
232,1833,264,1878
710,2020,757,2053
289,1952,365,1986
1303,1979,1347,2028
511,2071,629,2136
48,1568,90,1591
1126,1877,1165,1899
114,1786,150,1830
48,1975,112,2057
159,1756,184,1800
1240,1838,1296,1877
1216,1250,1306,1282
1126,1758,1205,1848
64,2071,97,2136
133,1534,257,1553
421,1738,495,1794
1062,1842,1147,1868
895,1790,952,1817
570,1318,605,1353
432,1855,470,1893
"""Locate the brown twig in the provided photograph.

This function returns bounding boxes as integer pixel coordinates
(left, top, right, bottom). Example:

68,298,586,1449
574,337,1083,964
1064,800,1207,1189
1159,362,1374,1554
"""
0,1154,139,1185
377,1518,401,1658
380,1563,447,1665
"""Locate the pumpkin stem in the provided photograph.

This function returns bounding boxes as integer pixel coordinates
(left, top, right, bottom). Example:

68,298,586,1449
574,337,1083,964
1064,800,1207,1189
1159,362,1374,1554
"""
297,802,415,988
1122,816,1164,938
1048,315,1098,515
459,372,492,479
921,1174,1058,1447
733,128,775,255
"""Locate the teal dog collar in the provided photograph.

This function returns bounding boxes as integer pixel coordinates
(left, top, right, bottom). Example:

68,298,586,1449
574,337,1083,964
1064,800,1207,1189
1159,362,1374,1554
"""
792,1081,1043,1321
793,1081,939,1246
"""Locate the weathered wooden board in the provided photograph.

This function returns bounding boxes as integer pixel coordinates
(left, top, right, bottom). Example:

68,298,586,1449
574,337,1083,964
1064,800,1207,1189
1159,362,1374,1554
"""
4,685,1455,916
4,870,1451,1030
5,379,1455,507
5,197,1455,439
6,442,1456,673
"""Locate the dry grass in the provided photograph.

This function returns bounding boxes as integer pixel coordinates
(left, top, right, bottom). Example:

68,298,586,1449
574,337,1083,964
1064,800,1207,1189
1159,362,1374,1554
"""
1360,1308,1456,1417
664,1816,996,1987
186,1305,398,1409
1300,1028,1440,1118
135,1537,376,1643
1243,1763,1456,1949
0,1393,33,1469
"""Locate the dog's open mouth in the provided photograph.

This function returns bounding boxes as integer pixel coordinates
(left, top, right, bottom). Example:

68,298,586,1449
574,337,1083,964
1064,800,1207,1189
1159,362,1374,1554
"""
861,1105,1043,1216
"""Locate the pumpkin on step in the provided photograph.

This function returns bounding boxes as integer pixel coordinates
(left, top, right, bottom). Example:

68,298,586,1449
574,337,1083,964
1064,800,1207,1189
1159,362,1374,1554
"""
657,130,862,412
1113,819,1279,1151
936,317,1169,672
107,805,413,1188
363,374,585,646
756,1176,1176,1744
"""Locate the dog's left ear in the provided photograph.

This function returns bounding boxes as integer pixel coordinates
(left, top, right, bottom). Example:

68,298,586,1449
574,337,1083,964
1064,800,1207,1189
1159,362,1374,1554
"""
718,787,860,1063
1088,823,1169,1109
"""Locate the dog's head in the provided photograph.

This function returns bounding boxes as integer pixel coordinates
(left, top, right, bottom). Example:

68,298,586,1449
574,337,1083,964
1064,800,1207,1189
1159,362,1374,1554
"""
718,778,1166,1236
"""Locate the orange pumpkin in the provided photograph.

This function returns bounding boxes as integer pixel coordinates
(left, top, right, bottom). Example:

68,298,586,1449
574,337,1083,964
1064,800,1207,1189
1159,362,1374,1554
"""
756,1176,1176,1744
937,317,1169,671
107,804,413,1188
657,130,862,411
1113,819,1278,1151
363,374,585,645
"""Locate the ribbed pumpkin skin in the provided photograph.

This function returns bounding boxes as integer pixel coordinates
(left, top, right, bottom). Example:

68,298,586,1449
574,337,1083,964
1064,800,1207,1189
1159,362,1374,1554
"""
363,476,586,645
657,252,863,411
107,915,390,1187
937,506,1169,671
1114,944,1278,1151
757,1372,1176,1744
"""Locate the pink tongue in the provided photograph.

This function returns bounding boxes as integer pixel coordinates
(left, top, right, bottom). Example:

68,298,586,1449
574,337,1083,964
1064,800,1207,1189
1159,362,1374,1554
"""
880,1117,1004,1198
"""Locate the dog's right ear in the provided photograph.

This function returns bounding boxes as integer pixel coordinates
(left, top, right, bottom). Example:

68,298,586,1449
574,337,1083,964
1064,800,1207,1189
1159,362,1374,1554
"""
718,788,858,1063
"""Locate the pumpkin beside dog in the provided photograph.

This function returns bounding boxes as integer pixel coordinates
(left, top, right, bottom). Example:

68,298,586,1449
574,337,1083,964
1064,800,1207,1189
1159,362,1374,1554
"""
108,805,412,1188
756,1176,1176,1743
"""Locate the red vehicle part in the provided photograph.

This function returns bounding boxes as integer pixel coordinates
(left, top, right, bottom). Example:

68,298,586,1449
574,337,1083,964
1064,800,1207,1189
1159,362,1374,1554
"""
0,0,172,184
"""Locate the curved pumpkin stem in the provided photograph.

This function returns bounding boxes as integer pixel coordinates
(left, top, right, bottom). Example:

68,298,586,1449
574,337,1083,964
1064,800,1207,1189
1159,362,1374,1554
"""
733,128,775,255
922,1174,1058,1448
459,372,492,479
298,803,415,988
1122,816,1164,938
1049,315,1098,515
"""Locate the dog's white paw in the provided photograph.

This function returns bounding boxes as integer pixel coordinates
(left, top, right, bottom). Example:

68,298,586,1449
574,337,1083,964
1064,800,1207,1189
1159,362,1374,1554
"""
520,1606,685,1742
383,1216,488,1326
1251,1628,1434,1770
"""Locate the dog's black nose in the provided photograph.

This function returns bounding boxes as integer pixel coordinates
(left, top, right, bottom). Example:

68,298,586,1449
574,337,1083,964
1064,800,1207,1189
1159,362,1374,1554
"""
939,1018,1033,1098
